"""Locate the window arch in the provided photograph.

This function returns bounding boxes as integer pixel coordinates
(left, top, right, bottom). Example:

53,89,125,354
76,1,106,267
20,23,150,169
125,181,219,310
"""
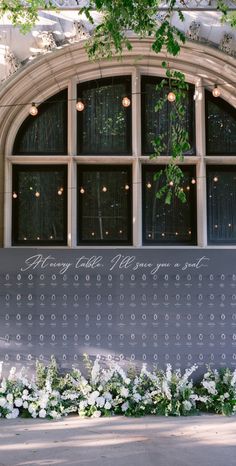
13,90,68,155
206,90,236,155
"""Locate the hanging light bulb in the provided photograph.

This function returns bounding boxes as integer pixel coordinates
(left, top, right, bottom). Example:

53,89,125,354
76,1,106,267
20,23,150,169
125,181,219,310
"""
57,189,63,196
35,191,40,198
212,85,221,98
213,176,218,182
29,103,38,116
12,192,18,199
147,182,152,189
169,181,174,187
191,178,196,185
102,186,108,192
76,100,85,112
124,184,130,190
167,91,176,103
122,96,131,108
80,187,85,194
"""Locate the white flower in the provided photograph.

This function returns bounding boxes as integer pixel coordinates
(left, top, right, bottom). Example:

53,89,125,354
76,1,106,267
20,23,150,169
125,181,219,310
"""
183,400,192,411
39,409,47,418
14,398,23,408
133,393,142,403
0,397,7,408
6,408,19,419
96,396,105,408
28,403,36,414
92,410,101,418
6,393,13,404
87,390,100,406
79,400,88,410
125,378,131,385
121,402,129,412
49,410,61,419
104,392,112,401
202,380,217,395
104,401,111,410
23,401,29,409
120,387,129,398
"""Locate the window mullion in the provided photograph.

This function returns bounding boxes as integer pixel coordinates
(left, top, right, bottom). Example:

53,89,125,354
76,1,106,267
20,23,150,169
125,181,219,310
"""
195,80,207,247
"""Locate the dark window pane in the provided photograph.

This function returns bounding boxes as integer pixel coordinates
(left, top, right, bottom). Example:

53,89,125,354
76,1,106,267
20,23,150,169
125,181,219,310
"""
207,167,236,244
142,166,196,244
13,90,68,155
141,76,195,155
78,166,132,244
12,166,67,245
77,77,131,155
206,91,236,155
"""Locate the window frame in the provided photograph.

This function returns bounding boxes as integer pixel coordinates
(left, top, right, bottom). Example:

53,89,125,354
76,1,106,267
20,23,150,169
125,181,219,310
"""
12,164,68,246
77,164,133,245
77,76,132,156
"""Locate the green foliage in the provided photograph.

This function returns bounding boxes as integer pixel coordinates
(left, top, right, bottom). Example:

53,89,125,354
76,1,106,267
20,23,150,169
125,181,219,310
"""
0,1,54,33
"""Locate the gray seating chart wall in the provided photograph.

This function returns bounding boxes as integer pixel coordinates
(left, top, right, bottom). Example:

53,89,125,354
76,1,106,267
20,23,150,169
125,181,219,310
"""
0,249,236,375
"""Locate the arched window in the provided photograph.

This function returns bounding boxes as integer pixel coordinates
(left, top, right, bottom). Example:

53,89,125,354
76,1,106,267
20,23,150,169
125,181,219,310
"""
13,90,68,155
8,73,236,247
206,91,236,155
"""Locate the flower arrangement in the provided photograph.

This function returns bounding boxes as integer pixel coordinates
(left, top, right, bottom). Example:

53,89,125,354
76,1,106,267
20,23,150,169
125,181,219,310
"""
0,358,236,420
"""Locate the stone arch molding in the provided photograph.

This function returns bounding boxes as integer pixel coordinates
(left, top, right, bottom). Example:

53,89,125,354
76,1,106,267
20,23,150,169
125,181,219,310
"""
0,38,236,156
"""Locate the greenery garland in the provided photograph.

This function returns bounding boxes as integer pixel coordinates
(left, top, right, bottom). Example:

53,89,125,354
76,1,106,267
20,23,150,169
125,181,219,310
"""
0,357,236,419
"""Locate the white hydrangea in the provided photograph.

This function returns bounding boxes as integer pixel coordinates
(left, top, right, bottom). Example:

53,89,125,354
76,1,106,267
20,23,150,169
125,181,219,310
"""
183,400,192,411
121,402,129,412
120,387,129,398
0,397,7,408
14,398,23,408
202,380,217,395
6,408,19,419
96,396,105,408
39,409,47,418
104,401,112,410
92,410,101,418
87,390,100,406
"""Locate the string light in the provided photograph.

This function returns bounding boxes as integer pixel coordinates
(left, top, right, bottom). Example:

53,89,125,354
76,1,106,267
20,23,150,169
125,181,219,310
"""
57,188,63,196
102,186,108,192
12,192,17,199
213,176,218,182
35,191,40,198
80,187,85,194
212,85,221,98
169,181,174,187
167,91,176,103
191,178,196,184
186,186,190,191
147,182,152,189
29,103,38,116
124,184,130,190
76,100,85,111
122,96,131,107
